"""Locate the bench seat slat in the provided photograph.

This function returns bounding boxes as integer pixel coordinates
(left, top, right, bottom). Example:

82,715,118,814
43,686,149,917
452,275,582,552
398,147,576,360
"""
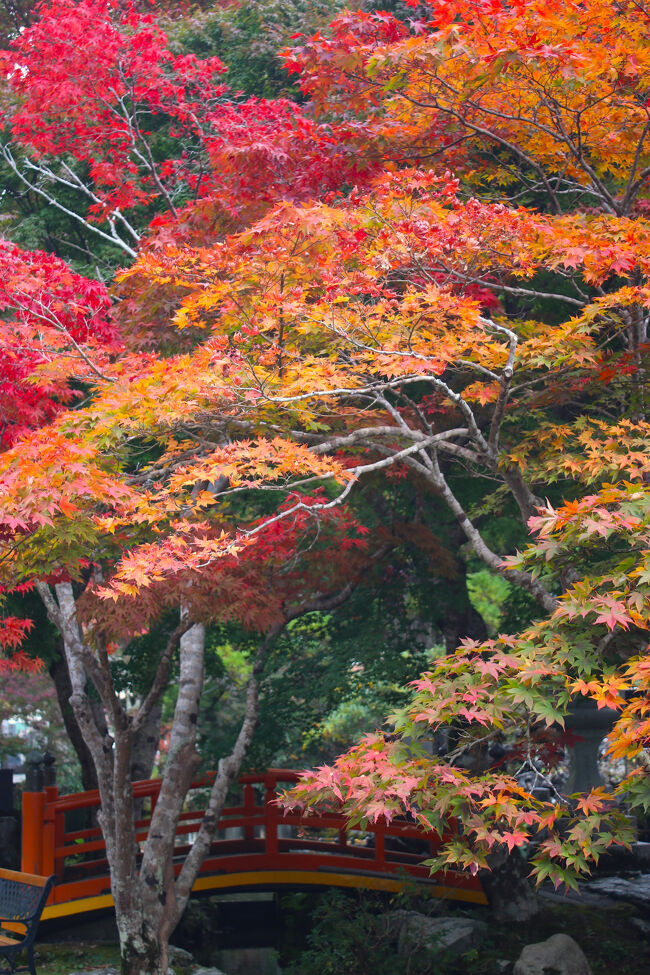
0,871,49,889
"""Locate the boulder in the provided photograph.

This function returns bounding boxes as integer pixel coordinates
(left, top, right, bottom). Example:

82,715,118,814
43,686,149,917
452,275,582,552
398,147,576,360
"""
630,916,650,939
513,933,592,975
584,873,650,911
68,969,119,975
387,910,486,957
168,946,195,967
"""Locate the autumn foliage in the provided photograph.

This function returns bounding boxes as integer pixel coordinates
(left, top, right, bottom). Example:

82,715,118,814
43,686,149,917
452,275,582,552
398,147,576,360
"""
0,242,117,444
0,0,647,955
284,0,650,215
1,0,373,246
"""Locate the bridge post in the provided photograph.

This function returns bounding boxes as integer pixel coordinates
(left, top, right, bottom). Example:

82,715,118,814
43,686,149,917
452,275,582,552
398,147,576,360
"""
264,783,278,857
21,792,45,875
42,799,56,875
22,752,45,875
374,821,386,869
243,784,255,843
54,803,65,883
42,754,59,894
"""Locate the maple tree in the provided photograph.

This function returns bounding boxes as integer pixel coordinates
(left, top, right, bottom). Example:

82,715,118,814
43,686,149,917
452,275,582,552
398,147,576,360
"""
119,170,648,887
0,240,117,448
0,238,117,680
0,15,374,966
0,0,364,789
0,4,383,974
110,0,650,898
0,0,648,971
0,162,645,922
0,0,370,266
283,0,650,215
266,0,650,892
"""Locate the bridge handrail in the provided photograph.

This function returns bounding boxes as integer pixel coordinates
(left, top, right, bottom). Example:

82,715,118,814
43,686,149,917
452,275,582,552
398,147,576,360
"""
21,770,338,876
21,768,479,912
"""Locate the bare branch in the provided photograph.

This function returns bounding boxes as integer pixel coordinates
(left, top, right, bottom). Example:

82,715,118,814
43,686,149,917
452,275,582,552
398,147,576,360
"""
1,145,139,258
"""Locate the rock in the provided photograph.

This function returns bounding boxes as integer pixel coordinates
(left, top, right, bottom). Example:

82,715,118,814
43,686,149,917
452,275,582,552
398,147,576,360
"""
68,968,119,975
630,916,650,938
168,946,195,966
513,933,592,975
584,873,650,911
387,910,486,957
191,968,227,975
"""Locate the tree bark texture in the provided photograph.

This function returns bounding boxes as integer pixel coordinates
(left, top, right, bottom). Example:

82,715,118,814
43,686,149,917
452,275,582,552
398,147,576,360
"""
48,644,99,792
34,591,267,975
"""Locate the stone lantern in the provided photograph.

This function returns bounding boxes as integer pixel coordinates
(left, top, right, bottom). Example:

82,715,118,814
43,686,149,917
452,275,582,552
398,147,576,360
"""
564,698,618,793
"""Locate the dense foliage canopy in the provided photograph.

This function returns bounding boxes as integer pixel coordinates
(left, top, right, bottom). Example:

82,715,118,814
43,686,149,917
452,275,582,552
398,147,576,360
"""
0,1,647,972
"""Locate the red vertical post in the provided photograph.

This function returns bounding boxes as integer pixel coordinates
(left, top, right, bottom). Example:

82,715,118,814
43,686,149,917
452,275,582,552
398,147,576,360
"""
264,781,278,857
43,785,58,805
374,820,386,869
42,790,56,892
21,791,45,875
243,784,255,844
43,786,59,892
55,807,66,884
45,787,66,884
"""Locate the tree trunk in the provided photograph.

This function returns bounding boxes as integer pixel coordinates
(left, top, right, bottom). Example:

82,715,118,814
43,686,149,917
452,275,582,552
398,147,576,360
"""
35,581,348,975
48,643,99,792
131,700,163,821
117,916,167,975
480,848,538,922
137,623,205,951
130,700,162,783
443,541,489,653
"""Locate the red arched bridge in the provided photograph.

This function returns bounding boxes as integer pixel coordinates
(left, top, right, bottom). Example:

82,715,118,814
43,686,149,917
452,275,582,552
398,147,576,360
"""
21,769,486,921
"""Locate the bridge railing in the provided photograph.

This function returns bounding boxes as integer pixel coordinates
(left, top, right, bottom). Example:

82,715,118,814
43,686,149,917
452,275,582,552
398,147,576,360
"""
22,769,479,910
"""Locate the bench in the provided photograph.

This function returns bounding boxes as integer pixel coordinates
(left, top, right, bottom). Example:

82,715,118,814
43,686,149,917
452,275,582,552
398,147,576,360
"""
0,869,55,975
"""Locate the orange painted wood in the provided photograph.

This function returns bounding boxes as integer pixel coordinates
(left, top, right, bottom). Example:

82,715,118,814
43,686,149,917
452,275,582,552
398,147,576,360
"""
20,793,45,876
0,867,52,888
22,769,484,912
